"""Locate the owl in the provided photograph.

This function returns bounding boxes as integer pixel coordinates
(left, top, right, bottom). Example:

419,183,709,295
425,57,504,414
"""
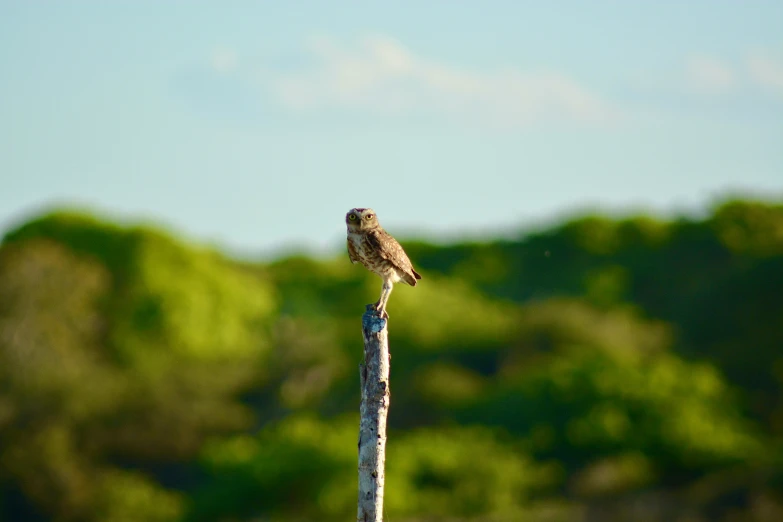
346,208,422,319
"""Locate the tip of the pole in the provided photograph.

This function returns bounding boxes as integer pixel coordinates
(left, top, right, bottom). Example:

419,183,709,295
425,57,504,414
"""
362,304,387,333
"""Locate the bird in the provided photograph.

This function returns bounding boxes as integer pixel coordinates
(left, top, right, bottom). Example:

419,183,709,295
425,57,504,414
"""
346,208,422,319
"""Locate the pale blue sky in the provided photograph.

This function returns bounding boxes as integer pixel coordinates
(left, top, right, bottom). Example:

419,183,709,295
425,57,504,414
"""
2,1,782,257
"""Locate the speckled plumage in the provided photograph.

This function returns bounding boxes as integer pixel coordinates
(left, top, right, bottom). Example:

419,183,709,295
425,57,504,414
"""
346,207,421,318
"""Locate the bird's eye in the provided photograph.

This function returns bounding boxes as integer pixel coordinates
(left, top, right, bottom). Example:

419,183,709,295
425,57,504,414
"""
349,214,357,221
366,214,374,220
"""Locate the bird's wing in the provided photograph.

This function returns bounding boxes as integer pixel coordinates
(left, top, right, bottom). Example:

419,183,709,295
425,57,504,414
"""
347,239,359,264
367,229,421,285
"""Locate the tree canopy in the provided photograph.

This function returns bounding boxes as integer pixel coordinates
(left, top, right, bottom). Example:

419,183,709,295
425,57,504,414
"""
1,199,781,521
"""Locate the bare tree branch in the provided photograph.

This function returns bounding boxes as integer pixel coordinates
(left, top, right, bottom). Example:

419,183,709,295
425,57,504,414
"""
357,304,390,522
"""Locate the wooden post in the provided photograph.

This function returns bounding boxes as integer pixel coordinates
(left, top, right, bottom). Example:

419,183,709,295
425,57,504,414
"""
357,304,390,522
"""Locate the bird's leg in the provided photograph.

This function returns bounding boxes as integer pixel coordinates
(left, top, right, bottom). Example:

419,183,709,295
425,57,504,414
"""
374,280,393,319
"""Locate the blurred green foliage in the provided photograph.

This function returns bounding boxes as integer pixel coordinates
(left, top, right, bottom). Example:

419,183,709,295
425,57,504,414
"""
1,199,782,521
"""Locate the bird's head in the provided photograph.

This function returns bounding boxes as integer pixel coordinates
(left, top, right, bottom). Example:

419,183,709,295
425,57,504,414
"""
346,208,380,231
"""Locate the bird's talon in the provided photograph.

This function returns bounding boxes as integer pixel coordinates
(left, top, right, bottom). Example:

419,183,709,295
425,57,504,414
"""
370,302,388,319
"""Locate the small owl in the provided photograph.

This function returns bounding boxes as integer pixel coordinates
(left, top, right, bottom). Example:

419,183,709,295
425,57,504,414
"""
346,208,422,318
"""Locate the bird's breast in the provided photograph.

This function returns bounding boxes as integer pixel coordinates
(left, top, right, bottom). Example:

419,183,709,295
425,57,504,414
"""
347,232,396,278
347,232,365,256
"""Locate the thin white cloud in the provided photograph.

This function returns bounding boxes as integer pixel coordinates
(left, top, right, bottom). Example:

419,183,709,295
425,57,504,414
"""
747,52,783,97
684,54,735,94
210,48,238,74
263,35,619,127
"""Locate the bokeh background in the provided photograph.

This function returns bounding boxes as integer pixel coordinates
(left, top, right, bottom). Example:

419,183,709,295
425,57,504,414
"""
2,2,782,521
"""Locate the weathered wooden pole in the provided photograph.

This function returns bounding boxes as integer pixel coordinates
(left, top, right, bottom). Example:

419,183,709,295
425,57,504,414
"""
357,304,390,522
